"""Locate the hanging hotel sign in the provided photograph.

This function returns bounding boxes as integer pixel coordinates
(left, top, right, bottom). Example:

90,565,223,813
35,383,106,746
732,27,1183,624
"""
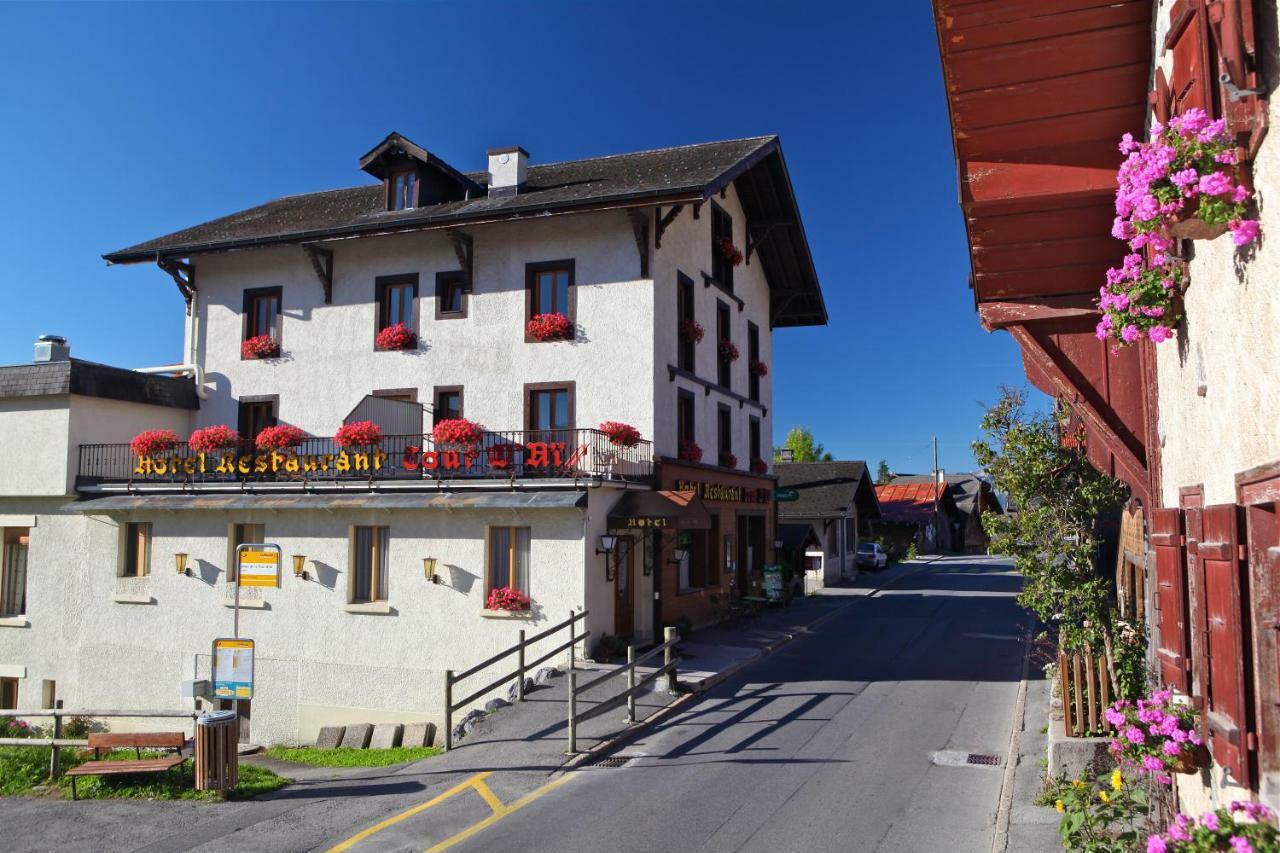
211,638,255,700
673,480,773,505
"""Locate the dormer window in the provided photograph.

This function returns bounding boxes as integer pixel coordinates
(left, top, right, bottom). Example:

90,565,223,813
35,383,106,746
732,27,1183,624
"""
390,170,418,211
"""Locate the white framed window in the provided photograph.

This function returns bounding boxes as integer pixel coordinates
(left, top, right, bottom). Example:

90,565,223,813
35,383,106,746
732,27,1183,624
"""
119,522,151,578
1,528,29,617
486,526,530,595
349,526,389,603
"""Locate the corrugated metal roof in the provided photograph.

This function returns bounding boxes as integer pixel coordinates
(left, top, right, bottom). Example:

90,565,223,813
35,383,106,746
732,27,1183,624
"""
874,482,946,524
67,490,588,513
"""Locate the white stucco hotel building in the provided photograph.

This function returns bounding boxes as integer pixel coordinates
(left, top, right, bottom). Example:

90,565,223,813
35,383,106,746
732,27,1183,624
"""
0,133,825,745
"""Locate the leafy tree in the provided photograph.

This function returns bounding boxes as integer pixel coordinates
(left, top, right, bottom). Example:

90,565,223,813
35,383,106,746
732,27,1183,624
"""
774,426,832,462
875,459,893,484
972,387,1129,689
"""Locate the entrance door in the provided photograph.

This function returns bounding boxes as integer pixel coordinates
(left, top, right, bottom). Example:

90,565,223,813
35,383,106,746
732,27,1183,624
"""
614,536,635,638
649,532,663,640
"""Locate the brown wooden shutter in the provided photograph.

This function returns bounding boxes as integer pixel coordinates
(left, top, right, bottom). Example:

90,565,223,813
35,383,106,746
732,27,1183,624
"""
1207,0,1269,156
1183,503,1212,713
1200,503,1254,788
1151,508,1192,693
1165,0,1216,116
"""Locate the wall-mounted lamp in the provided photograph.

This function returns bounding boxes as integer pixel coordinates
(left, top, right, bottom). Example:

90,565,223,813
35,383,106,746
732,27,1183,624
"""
292,554,309,581
596,535,618,556
772,539,784,550
669,548,689,565
174,552,189,576
423,557,441,584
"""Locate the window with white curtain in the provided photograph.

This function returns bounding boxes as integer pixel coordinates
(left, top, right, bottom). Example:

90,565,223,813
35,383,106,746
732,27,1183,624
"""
487,526,530,594
351,526,389,603
1,528,28,617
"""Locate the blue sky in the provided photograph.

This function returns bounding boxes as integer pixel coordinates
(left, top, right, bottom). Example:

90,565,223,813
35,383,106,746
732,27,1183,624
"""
0,1,1041,473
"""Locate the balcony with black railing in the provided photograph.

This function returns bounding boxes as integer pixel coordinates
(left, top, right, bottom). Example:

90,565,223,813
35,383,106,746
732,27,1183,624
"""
76,429,654,491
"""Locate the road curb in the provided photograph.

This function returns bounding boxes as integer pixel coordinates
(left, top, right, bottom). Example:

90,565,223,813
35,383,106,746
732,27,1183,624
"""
558,560,934,772
991,618,1035,853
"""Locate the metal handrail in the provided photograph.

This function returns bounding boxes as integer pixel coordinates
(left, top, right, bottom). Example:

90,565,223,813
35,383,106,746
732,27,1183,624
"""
443,610,588,751
566,627,680,753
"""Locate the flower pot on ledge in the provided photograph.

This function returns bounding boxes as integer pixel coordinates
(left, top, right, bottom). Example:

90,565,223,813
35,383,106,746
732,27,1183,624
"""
1172,742,1211,774
1169,213,1229,241
479,608,533,620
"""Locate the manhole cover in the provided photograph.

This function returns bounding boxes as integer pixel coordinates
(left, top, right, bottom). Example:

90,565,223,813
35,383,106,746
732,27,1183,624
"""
966,753,1002,766
584,755,630,768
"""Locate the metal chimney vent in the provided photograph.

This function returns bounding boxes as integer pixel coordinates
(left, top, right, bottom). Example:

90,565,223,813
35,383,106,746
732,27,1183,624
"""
34,334,69,363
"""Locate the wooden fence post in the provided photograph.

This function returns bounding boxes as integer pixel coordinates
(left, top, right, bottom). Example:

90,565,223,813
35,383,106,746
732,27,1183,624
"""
664,626,677,694
567,671,577,754
444,670,453,752
48,700,63,779
517,629,526,701
626,646,636,723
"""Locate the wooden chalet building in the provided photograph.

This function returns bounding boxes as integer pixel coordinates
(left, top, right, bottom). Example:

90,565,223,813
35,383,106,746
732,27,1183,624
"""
934,0,1280,813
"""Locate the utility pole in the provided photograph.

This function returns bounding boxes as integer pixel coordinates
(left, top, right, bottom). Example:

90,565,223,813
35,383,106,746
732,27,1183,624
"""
932,436,940,551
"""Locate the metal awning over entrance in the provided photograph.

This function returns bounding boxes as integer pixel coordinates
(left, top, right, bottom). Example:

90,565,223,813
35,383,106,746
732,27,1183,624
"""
67,490,588,513
606,490,712,531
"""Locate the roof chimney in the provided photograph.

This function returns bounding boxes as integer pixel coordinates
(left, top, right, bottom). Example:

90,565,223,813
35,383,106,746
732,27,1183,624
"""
33,334,69,363
487,146,528,197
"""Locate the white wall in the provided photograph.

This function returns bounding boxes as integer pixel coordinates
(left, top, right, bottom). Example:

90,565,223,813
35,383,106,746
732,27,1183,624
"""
650,185,775,463
191,212,655,444
0,400,70,497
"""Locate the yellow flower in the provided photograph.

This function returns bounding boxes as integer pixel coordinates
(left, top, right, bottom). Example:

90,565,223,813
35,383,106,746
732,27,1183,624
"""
1111,768,1123,791
1099,791,1111,804
1055,800,1065,813
1072,779,1086,790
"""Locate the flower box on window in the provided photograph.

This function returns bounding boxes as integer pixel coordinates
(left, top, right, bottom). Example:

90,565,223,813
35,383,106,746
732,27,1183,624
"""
599,421,642,448
255,425,308,452
189,425,240,454
719,452,737,469
485,586,531,612
335,421,383,449
749,360,768,377
241,334,279,360
130,429,180,457
679,440,703,463
375,322,417,351
680,319,705,345
716,237,744,267
718,339,740,363
527,312,573,342
432,418,485,448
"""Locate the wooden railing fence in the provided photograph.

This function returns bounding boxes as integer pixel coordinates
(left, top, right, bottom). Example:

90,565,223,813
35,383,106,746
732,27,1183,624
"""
443,610,589,751
566,627,680,753
0,703,199,778
1058,645,1113,737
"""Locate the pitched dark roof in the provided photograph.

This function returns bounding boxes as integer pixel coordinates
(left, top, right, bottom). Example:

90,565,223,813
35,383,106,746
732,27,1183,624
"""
774,461,881,520
103,135,826,327
890,473,1000,516
0,360,199,409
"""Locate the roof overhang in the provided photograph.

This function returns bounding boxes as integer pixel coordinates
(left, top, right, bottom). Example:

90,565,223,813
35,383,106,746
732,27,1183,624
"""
606,489,712,530
933,0,1158,506
68,490,588,513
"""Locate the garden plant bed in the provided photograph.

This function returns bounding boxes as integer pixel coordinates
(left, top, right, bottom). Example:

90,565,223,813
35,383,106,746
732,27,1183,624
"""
262,745,442,768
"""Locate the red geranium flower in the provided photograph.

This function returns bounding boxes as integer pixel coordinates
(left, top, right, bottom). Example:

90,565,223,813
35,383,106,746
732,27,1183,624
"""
433,418,485,447
719,452,737,469
335,421,383,448
189,425,240,454
716,237,744,267
241,334,279,360
255,425,309,452
599,421,642,448
749,359,768,377
486,587,531,612
719,339,740,362
751,457,769,474
131,429,180,456
679,440,703,463
680,319,705,344
527,312,573,342
375,323,417,351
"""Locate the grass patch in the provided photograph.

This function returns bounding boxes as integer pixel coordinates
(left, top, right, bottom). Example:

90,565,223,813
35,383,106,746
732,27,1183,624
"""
264,745,442,768
0,747,287,800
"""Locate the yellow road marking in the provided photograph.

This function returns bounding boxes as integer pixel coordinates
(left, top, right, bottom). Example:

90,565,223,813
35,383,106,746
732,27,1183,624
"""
471,779,505,814
424,775,574,853
325,772,492,853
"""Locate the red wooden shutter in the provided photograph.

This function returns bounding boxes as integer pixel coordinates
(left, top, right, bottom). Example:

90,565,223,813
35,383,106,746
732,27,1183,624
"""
1164,0,1216,116
1151,508,1191,693
1240,472,1280,784
1183,503,1212,712
1200,503,1254,788
1207,0,1269,156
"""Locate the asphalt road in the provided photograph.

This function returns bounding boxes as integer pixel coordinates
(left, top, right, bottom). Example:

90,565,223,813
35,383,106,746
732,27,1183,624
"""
422,555,1030,853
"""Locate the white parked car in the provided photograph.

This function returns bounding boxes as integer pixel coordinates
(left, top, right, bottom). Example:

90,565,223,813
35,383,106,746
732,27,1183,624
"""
856,542,888,570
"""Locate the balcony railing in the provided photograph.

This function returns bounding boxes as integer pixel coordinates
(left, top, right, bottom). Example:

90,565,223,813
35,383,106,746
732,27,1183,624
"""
76,429,653,489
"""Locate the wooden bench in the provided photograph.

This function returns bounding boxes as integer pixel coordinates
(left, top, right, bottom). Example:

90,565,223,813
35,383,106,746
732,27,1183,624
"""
65,732,187,800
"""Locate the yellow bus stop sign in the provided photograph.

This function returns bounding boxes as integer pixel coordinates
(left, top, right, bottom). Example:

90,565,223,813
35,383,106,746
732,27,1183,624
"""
237,546,280,588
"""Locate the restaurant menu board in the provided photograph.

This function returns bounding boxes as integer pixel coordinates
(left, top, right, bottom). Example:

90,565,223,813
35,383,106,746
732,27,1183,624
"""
212,638,254,700
763,564,784,602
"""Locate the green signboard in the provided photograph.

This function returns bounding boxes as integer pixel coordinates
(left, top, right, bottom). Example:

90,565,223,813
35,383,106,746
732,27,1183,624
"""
775,488,800,502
